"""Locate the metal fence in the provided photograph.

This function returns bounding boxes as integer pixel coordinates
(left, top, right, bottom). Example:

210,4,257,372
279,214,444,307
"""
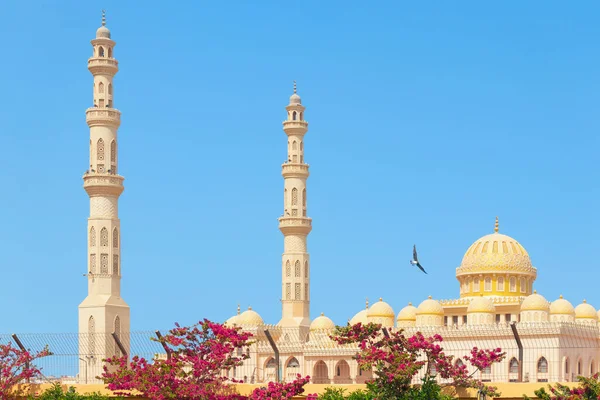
1,321,599,385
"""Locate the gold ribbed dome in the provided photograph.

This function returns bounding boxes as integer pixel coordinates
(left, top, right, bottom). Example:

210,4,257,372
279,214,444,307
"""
550,295,575,315
417,296,444,315
467,295,496,313
310,313,335,331
457,218,536,277
237,307,264,326
367,298,395,318
575,300,598,320
521,291,550,312
397,302,418,321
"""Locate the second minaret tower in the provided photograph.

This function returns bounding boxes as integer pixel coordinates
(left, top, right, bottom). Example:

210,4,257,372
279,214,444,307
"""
278,83,311,328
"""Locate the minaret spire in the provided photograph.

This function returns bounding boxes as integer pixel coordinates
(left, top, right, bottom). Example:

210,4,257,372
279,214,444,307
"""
78,15,130,383
278,83,311,327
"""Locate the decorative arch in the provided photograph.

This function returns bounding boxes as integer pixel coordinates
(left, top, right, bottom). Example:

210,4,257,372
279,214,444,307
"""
108,83,113,95
455,359,464,368
577,358,582,375
285,260,291,277
100,227,108,246
292,141,297,150
88,316,96,356
565,357,570,375
520,277,526,293
99,82,105,93
509,357,519,374
304,260,308,278
497,277,505,291
89,227,96,247
285,357,300,382
98,46,105,57
312,360,329,384
299,112,303,120
97,138,105,161
265,357,277,382
484,277,492,291
113,228,119,248
537,357,548,373
291,188,298,206
292,111,297,121
294,260,300,277
334,360,351,384
509,277,517,292
108,47,112,58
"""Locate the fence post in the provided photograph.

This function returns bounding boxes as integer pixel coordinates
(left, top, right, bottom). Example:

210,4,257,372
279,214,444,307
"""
11,334,30,383
155,330,171,360
264,329,280,382
510,322,524,382
112,332,128,357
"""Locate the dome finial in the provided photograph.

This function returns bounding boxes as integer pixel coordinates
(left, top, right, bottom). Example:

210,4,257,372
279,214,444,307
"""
293,80,297,94
533,290,537,294
494,216,499,233
237,304,241,315
365,297,369,309
379,297,383,302
560,294,563,299
101,9,106,26
320,312,324,316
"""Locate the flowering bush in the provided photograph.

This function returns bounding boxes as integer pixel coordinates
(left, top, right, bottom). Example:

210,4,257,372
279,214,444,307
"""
331,323,506,399
102,319,310,400
0,342,51,399
525,373,600,400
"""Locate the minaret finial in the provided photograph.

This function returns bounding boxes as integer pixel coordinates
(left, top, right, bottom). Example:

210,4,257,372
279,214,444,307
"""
293,80,297,94
101,10,106,26
237,304,241,315
494,216,499,233
366,297,369,310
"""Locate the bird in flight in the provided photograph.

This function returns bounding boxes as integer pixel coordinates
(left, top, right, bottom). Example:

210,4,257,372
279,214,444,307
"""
410,245,427,274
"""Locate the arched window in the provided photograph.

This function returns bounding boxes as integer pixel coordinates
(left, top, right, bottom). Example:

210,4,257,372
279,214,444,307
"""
286,283,291,299
497,277,505,291
455,359,464,368
302,189,306,207
113,255,119,275
97,138,105,161
484,277,492,291
108,83,113,95
473,277,480,292
287,357,300,368
99,82,104,93
565,358,570,374
90,254,96,274
285,260,291,277
295,283,300,300
509,277,517,292
537,357,548,373
300,112,303,120
591,360,596,375
90,227,96,247
100,227,108,246
88,316,96,356
108,47,112,58
304,261,308,278
482,365,491,374
294,260,300,277
110,140,116,164
520,277,526,293
313,361,329,384
509,358,519,374
292,141,297,150
292,188,298,206
113,228,119,248
292,111,297,121
267,358,277,368
99,46,105,57
578,360,582,375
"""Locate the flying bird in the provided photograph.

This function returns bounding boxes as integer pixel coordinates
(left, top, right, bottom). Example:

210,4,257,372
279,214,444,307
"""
410,245,427,274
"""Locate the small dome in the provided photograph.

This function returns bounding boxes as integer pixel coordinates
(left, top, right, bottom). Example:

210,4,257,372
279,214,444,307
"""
521,291,550,312
397,302,418,321
310,313,335,331
349,309,368,325
417,296,444,315
224,315,239,326
367,298,395,318
289,93,301,105
96,26,111,39
575,300,598,320
467,295,496,313
237,307,264,326
550,295,575,315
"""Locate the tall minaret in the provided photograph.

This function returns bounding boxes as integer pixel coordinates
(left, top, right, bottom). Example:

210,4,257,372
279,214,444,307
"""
78,11,130,383
278,82,312,328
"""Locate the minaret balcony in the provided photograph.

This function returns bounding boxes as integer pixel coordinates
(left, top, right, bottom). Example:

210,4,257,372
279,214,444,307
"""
83,173,124,197
282,120,308,135
278,217,312,235
86,107,121,128
88,57,119,76
281,163,309,178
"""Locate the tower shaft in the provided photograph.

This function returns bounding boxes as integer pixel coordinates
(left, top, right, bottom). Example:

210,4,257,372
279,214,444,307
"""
78,16,130,383
278,88,312,327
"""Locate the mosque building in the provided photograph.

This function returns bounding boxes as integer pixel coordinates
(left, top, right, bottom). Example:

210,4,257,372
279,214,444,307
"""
76,15,600,385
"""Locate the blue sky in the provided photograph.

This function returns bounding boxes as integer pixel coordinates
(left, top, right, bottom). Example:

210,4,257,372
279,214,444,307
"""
1,1,599,333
